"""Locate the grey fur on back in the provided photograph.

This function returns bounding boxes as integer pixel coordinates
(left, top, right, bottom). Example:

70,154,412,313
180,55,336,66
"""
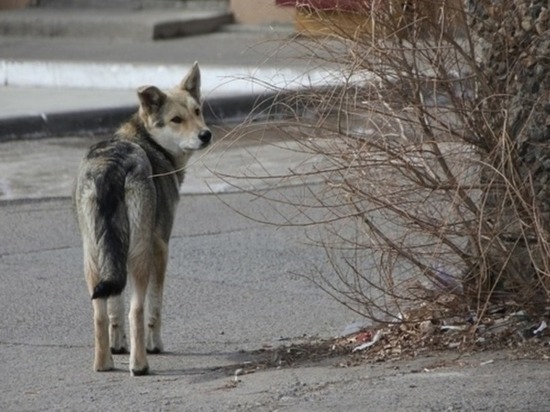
74,114,184,299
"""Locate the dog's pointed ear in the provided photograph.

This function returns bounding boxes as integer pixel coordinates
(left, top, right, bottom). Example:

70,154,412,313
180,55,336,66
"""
137,86,166,113
180,61,201,101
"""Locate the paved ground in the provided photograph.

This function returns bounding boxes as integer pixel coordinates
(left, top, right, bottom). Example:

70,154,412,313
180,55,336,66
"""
1,8,550,411
3,177,550,412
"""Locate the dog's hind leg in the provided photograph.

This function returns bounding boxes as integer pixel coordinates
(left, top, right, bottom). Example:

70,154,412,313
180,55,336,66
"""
82,240,114,372
124,159,156,375
108,295,128,354
146,238,168,354
128,257,150,376
92,298,114,371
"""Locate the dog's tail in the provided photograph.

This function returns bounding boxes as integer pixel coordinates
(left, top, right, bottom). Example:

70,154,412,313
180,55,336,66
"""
92,168,129,300
79,167,130,300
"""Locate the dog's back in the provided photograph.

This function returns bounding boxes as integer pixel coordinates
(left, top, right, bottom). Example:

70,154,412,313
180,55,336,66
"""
75,133,154,299
76,106,197,291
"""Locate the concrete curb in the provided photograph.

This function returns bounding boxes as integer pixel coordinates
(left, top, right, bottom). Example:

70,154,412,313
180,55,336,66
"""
1,61,331,91
0,93,280,142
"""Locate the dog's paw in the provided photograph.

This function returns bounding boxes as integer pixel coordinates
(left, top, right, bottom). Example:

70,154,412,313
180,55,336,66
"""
94,356,114,372
130,354,149,376
110,346,129,355
131,365,150,376
146,332,164,354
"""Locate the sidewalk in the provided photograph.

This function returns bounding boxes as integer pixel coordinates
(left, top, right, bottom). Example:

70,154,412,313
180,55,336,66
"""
0,9,330,140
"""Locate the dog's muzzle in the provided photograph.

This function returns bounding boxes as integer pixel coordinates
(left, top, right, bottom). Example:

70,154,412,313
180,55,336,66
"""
199,129,212,146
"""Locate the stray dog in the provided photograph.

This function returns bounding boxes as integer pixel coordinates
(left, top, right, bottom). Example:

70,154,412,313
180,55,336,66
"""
74,62,211,375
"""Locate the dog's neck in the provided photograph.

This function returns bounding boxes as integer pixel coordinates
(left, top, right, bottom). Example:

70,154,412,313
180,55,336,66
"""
117,115,188,184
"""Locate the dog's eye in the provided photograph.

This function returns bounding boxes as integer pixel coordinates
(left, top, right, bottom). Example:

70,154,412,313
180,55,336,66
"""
171,116,183,124
194,108,201,116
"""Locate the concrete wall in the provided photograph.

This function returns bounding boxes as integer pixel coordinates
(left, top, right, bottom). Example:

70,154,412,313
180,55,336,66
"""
230,0,294,24
34,0,228,9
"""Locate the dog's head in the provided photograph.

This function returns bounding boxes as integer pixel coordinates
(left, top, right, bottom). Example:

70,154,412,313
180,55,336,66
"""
137,62,212,156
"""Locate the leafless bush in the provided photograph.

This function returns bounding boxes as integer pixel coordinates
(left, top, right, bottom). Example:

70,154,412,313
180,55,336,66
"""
216,0,550,326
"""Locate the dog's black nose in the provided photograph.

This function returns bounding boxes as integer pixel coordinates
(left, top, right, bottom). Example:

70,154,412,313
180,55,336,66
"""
199,129,212,144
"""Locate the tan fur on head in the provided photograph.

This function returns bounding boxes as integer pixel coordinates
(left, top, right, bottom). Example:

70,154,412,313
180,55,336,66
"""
136,62,211,158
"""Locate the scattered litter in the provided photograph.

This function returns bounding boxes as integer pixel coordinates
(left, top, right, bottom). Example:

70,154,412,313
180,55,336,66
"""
441,325,468,331
355,331,373,343
533,321,547,335
223,380,239,389
352,330,382,352
419,320,434,335
512,310,528,319
480,359,494,366
234,369,243,382
433,264,463,293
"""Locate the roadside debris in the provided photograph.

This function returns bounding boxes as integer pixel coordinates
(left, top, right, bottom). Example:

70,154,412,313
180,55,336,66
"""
532,320,547,336
234,368,244,381
352,330,383,352
433,264,463,294
218,297,550,379
267,298,549,366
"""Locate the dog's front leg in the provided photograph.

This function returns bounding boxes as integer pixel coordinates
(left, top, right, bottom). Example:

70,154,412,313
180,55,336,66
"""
146,239,168,354
108,295,128,354
92,298,114,372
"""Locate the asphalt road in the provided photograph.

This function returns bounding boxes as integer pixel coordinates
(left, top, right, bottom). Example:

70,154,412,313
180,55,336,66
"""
0,186,344,408
2,135,550,411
